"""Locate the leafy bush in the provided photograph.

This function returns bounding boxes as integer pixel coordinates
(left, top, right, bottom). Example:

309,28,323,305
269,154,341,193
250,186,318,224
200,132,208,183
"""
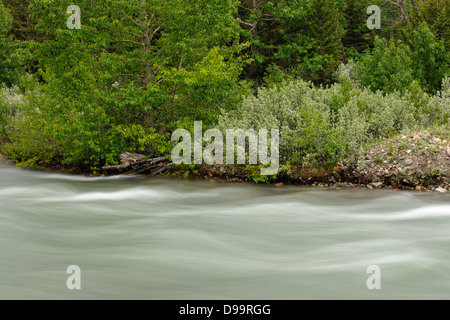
355,37,415,94
0,85,24,142
426,77,450,125
355,25,449,95
219,77,443,168
407,25,449,94
1,86,170,169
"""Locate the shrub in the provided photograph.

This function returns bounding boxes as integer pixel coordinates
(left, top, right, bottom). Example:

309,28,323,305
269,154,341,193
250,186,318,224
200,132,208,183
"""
355,26,449,95
407,25,449,94
1,86,170,168
355,37,415,94
0,85,25,142
219,77,432,168
426,77,450,125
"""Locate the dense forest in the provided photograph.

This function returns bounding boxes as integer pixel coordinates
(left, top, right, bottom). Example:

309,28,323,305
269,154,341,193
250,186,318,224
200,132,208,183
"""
0,0,448,175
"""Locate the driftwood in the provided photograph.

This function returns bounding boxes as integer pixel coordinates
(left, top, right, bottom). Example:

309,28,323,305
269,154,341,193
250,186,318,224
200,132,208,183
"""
101,153,171,176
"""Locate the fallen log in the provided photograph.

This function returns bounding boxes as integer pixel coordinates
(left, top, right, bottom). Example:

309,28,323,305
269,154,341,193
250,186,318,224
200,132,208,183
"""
101,153,171,176
151,163,172,176
102,157,167,171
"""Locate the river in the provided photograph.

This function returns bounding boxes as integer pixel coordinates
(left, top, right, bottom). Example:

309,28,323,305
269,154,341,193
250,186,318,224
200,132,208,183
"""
0,163,449,299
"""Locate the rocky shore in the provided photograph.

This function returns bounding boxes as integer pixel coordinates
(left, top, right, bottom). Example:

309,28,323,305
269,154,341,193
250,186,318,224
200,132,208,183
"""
167,132,449,193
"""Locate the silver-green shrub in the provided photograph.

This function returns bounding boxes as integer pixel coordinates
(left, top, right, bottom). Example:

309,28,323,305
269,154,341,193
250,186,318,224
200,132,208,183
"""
0,85,25,141
426,77,450,125
219,77,446,167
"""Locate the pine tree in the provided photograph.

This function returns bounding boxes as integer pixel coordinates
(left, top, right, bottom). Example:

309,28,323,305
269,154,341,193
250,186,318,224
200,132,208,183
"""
1,0,43,41
406,0,450,51
0,1,18,86
303,0,343,84
341,0,374,58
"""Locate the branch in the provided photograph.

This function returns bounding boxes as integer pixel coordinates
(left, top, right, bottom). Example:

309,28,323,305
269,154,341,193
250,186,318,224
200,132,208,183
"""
119,9,142,27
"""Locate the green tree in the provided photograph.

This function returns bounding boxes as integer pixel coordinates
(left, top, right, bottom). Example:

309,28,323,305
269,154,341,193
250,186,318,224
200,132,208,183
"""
407,24,449,94
0,1,19,86
356,24,449,94
302,0,343,84
406,0,450,51
355,37,414,94
340,0,374,58
2,0,43,41
237,0,343,87
5,0,249,168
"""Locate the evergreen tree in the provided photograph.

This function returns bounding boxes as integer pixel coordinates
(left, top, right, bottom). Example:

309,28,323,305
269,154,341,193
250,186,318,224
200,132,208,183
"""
341,0,374,58
406,0,450,51
0,1,18,86
1,0,42,41
302,0,343,84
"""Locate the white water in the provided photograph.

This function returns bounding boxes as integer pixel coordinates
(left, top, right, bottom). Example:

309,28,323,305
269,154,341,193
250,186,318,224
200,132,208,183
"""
0,163,449,299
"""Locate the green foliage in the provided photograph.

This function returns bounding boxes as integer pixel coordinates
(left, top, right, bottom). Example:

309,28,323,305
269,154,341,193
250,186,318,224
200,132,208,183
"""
246,165,276,184
0,84,24,141
355,37,414,94
2,0,43,41
407,25,449,94
220,76,447,168
237,0,344,87
179,164,198,179
2,0,249,168
426,77,450,126
0,1,20,87
340,0,374,58
302,0,343,85
290,102,344,168
405,0,450,52
355,25,449,94
1,0,449,174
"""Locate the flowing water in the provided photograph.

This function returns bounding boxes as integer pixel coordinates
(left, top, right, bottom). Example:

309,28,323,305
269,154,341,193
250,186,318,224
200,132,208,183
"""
0,162,449,299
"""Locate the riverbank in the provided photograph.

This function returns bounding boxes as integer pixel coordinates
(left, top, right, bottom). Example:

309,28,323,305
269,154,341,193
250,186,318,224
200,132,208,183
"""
1,132,449,192
166,132,450,193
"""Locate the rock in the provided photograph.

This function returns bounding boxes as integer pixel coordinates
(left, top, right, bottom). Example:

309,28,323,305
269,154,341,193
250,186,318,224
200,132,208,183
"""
371,182,383,189
413,135,421,141
404,159,413,166
274,182,284,187
435,187,447,193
